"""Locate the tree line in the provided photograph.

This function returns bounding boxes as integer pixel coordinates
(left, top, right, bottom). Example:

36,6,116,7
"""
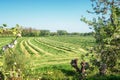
22,28,93,37
0,24,93,37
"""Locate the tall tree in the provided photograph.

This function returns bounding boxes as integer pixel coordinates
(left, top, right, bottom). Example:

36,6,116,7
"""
81,0,120,70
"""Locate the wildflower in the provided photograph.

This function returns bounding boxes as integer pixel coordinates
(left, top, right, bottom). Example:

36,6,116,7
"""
17,33,21,37
0,62,3,66
8,43,14,48
47,71,53,75
14,62,17,65
13,40,17,45
2,45,8,51
38,77,42,80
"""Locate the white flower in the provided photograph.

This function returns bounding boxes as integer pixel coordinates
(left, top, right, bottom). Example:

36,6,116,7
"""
17,33,21,37
2,45,8,51
116,35,120,39
8,43,14,48
14,62,17,65
13,40,17,45
18,69,21,72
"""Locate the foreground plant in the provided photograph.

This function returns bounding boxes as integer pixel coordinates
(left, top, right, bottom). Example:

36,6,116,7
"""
70,59,89,80
0,24,25,80
81,0,120,72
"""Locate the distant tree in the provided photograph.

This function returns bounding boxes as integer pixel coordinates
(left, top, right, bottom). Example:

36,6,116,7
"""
57,30,68,35
21,28,28,36
71,32,80,35
83,32,93,36
50,32,57,36
81,0,120,71
22,27,40,37
32,29,40,37
39,30,50,36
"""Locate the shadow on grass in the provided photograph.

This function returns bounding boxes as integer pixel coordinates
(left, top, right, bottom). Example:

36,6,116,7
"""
60,69,76,76
60,68,120,80
87,74,120,80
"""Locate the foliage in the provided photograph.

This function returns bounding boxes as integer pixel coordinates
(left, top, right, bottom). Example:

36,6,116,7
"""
3,50,31,80
81,0,120,70
0,24,29,79
22,27,40,37
0,24,22,37
0,25,94,37
39,30,50,36
57,30,68,35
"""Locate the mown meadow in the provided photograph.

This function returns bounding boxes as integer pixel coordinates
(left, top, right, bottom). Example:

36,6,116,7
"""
0,36,96,80
0,0,120,79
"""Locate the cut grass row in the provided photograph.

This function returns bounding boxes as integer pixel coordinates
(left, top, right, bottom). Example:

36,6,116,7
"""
47,36,95,50
27,39,50,56
25,40,39,56
35,38,73,54
21,37,83,59
22,39,35,55
38,38,76,52
0,37,89,80
20,40,30,56
20,38,54,56
10,37,86,57
24,38,82,69
32,38,68,55
1,37,84,62
37,38,87,53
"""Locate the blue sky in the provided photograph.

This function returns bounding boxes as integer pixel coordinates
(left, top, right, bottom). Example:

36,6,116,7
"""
0,0,94,33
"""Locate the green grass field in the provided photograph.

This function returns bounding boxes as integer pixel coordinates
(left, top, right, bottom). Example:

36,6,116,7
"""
1,36,119,80
0,36,96,79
